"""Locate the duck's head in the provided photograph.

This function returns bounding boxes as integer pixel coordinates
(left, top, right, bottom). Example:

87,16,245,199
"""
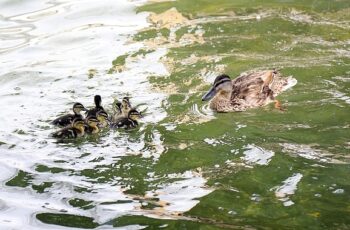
202,74,232,101
122,97,131,107
94,95,102,108
96,110,110,123
128,109,142,121
72,118,85,130
86,116,99,127
122,97,131,114
73,102,87,114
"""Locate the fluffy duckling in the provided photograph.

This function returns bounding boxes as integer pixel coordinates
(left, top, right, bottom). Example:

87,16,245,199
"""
110,108,142,129
52,102,87,127
86,95,105,117
85,116,100,134
121,97,132,116
52,118,85,139
111,99,123,122
96,110,110,128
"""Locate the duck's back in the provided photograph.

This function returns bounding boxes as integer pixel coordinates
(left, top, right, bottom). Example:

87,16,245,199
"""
52,114,81,127
230,70,296,108
110,117,138,129
230,71,272,107
52,127,80,138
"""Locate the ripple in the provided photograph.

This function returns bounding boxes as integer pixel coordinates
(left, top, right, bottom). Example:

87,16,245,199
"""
189,103,216,123
0,0,175,228
280,143,345,164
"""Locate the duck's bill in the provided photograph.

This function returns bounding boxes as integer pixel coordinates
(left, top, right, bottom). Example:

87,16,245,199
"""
202,86,216,101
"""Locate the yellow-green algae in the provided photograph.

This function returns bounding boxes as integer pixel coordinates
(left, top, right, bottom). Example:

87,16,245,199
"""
110,0,350,229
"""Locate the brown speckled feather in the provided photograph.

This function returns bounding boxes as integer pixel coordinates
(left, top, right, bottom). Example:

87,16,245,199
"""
209,70,296,112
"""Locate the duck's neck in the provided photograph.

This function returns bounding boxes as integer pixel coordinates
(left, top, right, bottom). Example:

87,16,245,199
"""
210,91,232,111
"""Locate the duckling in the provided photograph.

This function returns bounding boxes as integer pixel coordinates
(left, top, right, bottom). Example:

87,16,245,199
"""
111,99,123,122
52,102,87,127
51,118,85,139
121,96,132,116
110,108,142,129
202,70,297,112
96,110,110,128
86,95,105,117
85,116,100,134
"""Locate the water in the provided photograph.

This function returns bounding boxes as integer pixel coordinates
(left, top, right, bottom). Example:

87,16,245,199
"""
0,0,350,229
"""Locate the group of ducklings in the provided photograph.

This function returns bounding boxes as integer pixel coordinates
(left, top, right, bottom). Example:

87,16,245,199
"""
50,70,295,138
51,95,142,139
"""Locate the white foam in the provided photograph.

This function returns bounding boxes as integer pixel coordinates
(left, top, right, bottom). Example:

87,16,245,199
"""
145,171,213,214
241,144,274,166
333,189,345,194
204,138,222,146
281,143,343,164
272,173,303,206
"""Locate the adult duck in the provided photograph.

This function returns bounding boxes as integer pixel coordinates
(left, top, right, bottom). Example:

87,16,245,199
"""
202,70,296,112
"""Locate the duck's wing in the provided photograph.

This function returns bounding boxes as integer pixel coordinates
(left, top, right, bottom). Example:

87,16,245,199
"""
230,71,274,106
51,114,74,127
52,127,77,139
110,117,129,129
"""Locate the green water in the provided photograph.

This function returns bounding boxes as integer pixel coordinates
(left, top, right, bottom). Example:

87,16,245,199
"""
1,0,350,229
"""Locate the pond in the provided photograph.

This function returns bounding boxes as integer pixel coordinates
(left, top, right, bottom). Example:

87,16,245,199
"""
0,0,349,229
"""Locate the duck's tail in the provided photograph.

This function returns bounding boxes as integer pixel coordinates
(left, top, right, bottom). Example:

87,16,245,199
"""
272,71,297,96
283,76,298,92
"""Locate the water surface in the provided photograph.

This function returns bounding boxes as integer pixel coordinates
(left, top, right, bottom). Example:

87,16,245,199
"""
0,0,350,229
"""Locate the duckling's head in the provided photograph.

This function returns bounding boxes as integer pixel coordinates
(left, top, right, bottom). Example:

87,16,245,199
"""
122,97,131,107
128,109,142,121
73,102,87,114
121,97,131,114
72,118,85,129
86,116,99,127
96,110,109,123
94,95,102,107
114,100,122,113
202,74,232,101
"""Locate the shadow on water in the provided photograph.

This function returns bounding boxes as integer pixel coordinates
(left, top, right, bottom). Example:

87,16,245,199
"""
0,0,350,229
